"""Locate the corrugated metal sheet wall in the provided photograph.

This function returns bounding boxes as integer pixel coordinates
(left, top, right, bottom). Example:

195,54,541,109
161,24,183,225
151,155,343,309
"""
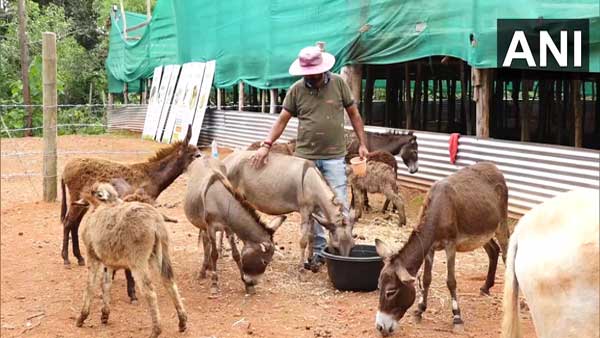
110,108,600,216
108,105,148,132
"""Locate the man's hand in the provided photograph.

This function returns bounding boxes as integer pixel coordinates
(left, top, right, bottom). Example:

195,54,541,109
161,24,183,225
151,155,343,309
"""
358,144,369,159
250,146,269,168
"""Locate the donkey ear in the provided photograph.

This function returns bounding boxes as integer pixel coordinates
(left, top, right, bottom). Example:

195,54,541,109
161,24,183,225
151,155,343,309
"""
396,263,416,285
267,215,287,232
184,124,192,144
375,239,393,258
72,199,89,207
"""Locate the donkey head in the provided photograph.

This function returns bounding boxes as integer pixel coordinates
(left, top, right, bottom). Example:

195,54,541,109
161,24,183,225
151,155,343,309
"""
314,208,356,257
176,125,203,169
239,216,287,293
75,182,122,209
399,133,418,174
374,239,417,336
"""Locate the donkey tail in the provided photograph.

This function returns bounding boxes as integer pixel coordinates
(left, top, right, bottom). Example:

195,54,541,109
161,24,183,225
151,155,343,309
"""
60,178,67,223
154,230,174,280
501,230,521,338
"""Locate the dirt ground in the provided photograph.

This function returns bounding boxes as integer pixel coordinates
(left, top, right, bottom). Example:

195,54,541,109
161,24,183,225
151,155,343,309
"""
0,134,536,338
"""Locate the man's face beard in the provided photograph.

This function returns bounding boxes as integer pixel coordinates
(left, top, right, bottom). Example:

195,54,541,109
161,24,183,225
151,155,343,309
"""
304,73,324,87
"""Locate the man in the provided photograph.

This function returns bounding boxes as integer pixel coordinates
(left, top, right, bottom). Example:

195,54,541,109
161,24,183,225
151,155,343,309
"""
251,43,369,270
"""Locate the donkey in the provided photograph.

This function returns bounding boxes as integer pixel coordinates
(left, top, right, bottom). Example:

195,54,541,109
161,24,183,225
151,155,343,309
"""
60,126,201,267
502,188,599,338
75,183,187,338
223,151,355,266
247,139,296,155
347,158,406,226
184,157,286,295
374,162,509,336
346,130,418,213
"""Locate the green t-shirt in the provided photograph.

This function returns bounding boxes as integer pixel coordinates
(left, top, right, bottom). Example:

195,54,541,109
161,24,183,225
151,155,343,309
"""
283,73,355,160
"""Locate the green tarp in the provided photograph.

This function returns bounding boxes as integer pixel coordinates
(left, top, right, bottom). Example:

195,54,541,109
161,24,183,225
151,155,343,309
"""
107,0,600,93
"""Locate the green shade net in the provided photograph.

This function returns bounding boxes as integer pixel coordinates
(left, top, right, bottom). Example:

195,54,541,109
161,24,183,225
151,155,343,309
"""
106,0,600,93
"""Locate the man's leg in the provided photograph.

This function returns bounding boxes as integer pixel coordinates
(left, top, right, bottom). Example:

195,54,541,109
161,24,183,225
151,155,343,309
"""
312,157,348,260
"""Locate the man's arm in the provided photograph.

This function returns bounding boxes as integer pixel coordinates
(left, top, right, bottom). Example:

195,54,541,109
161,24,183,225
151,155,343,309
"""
346,104,369,157
265,109,293,143
250,109,292,167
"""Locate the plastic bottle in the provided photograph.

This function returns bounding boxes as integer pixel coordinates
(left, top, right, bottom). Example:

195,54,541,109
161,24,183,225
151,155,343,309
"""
211,140,219,159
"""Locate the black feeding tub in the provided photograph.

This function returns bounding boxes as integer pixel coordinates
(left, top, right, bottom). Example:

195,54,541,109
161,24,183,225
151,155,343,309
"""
321,244,384,292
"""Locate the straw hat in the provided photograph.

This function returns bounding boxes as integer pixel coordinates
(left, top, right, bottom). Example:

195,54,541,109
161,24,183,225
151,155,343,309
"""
288,42,335,76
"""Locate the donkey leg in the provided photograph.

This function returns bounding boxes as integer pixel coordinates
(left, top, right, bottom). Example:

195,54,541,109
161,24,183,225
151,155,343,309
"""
69,206,87,266
101,267,114,324
125,269,138,304
414,250,435,322
208,231,220,295
363,190,371,212
354,187,365,220
159,270,187,332
228,232,242,271
495,219,510,263
61,223,71,266
199,230,211,279
480,239,500,295
76,258,101,327
71,223,85,266
298,212,312,267
131,267,162,338
381,198,390,214
384,186,406,226
445,243,464,332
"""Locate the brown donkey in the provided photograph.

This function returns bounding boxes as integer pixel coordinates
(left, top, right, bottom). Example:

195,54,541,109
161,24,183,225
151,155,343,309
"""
374,162,509,336
60,126,200,267
74,183,187,338
184,158,286,295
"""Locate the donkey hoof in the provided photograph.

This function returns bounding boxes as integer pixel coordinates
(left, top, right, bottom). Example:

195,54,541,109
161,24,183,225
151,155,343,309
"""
100,310,109,324
178,313,188,332
452,323,465,334
75,314,87,327
245,285,256,295
130,298,139,305
412,312,423,324
63,260,71,267
479,287,491,296
77,259,86,266
209,285,219,296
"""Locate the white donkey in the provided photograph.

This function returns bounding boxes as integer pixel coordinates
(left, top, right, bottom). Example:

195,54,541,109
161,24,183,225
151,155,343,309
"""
502,188,599,338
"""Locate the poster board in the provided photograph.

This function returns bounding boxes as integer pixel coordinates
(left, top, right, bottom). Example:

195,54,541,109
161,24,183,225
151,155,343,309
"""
154,64,181,141
189,60,216,145
141,66,164,140
162,62,206,143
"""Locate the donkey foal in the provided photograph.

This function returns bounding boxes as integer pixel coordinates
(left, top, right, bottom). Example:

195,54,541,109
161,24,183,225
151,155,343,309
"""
75,183,187,338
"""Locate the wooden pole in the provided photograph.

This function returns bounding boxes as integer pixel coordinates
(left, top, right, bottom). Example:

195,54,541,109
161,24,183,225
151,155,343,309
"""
472,68,491,138
572,78,583,147
341,65,363,125
18,0,33,136
42,32,57,202
269,89,277,114
146,0,151,18
364,65,374,124
261,90,266,112
123,83,128,104
521,80,532,142
119,0,127,39
404,63,413,129
238,81,244,111
107,93,114,108
216,88,222,110
141,79,147,104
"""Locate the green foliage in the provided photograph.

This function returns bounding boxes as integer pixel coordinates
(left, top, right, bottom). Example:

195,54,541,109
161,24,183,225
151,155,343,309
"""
0,0,153,136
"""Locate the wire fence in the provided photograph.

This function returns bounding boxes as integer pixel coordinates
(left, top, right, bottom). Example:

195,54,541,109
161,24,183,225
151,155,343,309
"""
0,104,108,138
0,104,153,184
